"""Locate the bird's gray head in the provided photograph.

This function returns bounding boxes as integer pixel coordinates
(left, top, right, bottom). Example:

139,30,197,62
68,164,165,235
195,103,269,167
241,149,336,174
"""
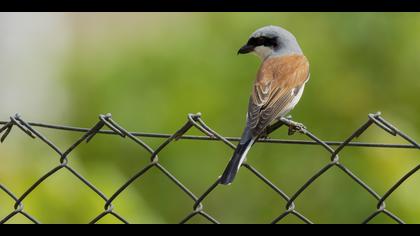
237,25,303,60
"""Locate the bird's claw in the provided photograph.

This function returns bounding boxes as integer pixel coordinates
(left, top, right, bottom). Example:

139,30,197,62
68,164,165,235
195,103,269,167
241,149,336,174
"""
278,117,306,135
287,121,306,135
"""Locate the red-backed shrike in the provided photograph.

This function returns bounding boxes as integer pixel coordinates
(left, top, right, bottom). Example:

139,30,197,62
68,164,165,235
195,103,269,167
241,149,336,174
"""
220,25,310,185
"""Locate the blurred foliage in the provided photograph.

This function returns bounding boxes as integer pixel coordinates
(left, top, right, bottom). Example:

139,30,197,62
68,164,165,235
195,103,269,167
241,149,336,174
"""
1,13,420,224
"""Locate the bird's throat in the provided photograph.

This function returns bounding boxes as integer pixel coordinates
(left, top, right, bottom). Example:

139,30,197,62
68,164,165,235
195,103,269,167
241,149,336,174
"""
253,46,273,61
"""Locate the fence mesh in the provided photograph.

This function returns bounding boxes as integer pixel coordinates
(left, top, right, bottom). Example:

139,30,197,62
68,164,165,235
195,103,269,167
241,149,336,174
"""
0,112,419,224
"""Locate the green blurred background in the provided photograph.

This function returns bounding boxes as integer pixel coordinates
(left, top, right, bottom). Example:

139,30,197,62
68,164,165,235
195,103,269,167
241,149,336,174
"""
0,13,419,224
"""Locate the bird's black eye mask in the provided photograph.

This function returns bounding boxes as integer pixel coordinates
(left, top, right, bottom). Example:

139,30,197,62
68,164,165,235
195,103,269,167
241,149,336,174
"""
247,36,278,48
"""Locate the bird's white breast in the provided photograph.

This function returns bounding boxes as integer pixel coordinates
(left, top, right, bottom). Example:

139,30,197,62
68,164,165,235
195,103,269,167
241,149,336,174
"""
279,79,308,118
290,84,305,110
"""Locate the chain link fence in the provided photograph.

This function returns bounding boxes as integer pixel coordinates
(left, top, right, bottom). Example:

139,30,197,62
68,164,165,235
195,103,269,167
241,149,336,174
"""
0,112,419,224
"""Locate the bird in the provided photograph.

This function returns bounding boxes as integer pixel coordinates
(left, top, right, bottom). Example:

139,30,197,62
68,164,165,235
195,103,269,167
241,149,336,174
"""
219,25,310,185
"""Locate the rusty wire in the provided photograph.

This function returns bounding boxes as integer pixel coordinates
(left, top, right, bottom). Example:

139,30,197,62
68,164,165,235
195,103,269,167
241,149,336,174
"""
0,112,418,224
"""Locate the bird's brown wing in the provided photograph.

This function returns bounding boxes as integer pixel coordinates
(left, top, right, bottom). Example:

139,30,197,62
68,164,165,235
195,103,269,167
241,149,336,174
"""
247,54,310,136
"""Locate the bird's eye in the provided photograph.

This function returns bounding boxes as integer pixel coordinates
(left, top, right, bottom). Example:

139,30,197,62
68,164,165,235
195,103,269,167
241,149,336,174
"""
247,37,257,46
257,37,266,45
247,36,278,48
266,37,278,48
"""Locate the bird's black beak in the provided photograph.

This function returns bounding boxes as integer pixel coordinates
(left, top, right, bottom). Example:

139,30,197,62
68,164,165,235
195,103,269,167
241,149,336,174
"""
237,44,254,55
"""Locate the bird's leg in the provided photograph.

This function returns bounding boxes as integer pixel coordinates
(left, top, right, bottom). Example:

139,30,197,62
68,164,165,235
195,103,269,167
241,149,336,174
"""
278,116,307,135
258,129,271,140
259,115,291,139
259,115,306,139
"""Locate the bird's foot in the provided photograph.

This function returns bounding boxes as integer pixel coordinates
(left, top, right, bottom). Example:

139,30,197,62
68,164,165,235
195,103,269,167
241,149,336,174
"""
278,117,307,135
287,121,306,135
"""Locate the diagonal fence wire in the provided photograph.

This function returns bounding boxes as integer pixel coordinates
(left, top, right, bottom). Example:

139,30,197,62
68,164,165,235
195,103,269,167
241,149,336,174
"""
0,111,418,224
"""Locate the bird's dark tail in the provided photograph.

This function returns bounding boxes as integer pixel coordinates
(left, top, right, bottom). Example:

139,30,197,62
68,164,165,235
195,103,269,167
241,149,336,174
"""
220,128,255,185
